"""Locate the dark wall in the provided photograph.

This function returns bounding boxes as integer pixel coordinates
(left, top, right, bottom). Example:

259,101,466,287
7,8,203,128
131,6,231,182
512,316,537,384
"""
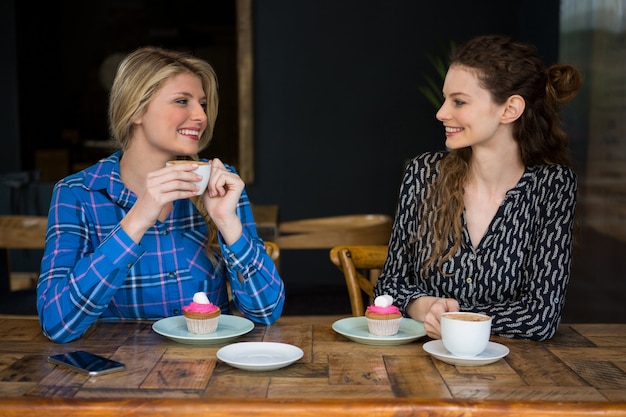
0,1,20,174
3,0,560,221
246,0,560,221
3,0,574,315
243,0,561,304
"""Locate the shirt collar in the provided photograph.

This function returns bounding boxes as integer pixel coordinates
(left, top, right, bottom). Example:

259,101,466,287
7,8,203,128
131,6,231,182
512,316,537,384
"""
85,151,136,209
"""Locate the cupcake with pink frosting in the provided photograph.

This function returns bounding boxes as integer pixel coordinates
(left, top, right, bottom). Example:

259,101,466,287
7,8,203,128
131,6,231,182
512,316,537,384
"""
182,292,221,334
365,294,402,336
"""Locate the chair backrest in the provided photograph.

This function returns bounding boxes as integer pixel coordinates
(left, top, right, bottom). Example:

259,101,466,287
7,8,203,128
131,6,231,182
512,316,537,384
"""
264,241,280,263
277,214,391,249
0,215,48,292
0,215,48,249
329,245,388,316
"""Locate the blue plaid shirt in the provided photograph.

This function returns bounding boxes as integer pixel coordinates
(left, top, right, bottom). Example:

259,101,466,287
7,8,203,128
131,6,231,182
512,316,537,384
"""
37,151,284,343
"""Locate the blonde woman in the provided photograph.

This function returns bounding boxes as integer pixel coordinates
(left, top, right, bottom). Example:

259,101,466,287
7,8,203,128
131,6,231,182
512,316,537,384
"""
38,47,284,343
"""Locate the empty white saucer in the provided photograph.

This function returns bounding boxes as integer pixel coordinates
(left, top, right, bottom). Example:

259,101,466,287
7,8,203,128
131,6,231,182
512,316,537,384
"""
423,340,509,366
217,342,303,371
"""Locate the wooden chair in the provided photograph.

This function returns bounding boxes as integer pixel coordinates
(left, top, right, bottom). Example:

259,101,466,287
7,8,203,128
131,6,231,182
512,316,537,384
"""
0,215,48,292
0,215,47,315
264,241,280,263
329,245,388,316
277,214,392,249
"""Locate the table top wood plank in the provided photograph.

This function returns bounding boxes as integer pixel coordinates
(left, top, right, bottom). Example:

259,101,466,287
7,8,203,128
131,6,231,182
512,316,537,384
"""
448,385,609,402
543,325,598,348
0,352,27,373
263,322,313,362
550,347,626,362
1,316,626,416
75,387,205,399
565,360,626,390
0,317,42,340
434,359,525,388
445,358,515,376
267,377,396,399
158,345,220,359
204,374,271,398
587,336,626,348
29,381,82,398
140,358,216,390
93,347,165,389
384,354,452,398
602,389,626,402
328,352,389,386
504,342,589,386
0,381,36,397
569,324,626,337
0,352,52,384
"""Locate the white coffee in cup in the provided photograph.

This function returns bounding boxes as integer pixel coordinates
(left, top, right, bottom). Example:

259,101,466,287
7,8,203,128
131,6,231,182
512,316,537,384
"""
166,160,211,196
440,312,492,357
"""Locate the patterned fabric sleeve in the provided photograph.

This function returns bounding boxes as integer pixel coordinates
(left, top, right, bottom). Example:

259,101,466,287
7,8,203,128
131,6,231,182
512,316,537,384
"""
37,181,145,343
219,190,285,324
374,153,442,311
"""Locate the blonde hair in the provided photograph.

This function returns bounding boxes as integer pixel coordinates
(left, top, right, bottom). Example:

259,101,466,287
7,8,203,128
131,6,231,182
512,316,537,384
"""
108,46,221,263
108,46,219,151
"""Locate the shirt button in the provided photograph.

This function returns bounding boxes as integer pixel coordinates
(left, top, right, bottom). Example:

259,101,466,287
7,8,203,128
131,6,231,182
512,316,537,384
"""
126,263,133,268
466,277,473,284
173,309,180,315
163,229,169,235
169,272,175,277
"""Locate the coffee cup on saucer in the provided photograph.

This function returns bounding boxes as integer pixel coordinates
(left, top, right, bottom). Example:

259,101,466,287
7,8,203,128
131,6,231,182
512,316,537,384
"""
166,160,211,196
440,311,492,357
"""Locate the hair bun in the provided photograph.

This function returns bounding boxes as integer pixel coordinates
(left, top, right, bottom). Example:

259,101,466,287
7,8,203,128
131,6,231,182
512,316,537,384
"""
545,64,583,105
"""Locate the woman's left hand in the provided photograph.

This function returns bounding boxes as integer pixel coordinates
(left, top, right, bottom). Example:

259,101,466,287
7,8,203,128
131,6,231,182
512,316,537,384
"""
202,158,244,245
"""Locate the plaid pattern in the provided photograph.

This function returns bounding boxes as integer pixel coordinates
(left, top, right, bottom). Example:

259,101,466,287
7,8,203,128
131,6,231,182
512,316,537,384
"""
37,151,284,343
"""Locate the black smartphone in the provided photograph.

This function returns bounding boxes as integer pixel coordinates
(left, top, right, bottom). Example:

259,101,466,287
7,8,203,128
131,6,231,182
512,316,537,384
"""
47,350,125,376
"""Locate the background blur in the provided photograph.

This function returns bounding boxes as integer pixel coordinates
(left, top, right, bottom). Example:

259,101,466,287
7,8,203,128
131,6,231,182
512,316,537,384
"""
1,0,624,322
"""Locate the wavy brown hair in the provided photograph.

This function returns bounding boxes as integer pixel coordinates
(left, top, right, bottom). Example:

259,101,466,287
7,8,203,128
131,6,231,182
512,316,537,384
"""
422,35,583,275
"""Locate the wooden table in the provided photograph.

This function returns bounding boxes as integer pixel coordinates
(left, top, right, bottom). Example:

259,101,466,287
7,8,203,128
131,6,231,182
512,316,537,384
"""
1,314,625,416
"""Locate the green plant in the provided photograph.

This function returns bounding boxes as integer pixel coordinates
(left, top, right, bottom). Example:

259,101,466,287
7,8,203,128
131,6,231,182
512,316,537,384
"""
418,40,456,109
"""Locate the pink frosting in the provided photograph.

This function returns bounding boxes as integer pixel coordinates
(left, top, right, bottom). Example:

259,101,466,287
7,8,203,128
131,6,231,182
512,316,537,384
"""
367,305,401,315
183,301,219,314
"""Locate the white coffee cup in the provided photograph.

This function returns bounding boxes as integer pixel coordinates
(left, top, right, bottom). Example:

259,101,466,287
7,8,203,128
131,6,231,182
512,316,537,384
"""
166,160,211,196
440,312,492,357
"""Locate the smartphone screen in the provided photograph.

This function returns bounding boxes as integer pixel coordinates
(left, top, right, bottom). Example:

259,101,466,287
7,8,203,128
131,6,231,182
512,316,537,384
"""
47,350,125,376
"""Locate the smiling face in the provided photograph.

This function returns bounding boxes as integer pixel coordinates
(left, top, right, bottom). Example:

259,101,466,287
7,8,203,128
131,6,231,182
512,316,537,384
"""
132,72,208,159
436,66,509,150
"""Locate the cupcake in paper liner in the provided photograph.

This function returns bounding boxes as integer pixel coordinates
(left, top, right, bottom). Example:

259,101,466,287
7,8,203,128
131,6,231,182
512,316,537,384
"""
182,292,221,334
365,294,402,336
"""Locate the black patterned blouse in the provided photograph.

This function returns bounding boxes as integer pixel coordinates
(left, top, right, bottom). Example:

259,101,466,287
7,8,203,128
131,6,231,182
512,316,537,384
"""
374,151,577,341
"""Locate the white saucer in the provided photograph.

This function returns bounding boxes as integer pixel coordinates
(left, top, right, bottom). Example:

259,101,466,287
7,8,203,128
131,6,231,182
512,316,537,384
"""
423,340,509,366
152,315,254,345
217,342,304,371
332,317,426,346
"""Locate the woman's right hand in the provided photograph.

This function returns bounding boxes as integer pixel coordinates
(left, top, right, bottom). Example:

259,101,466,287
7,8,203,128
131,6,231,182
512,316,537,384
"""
407,296,460,339
121,163,202,242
